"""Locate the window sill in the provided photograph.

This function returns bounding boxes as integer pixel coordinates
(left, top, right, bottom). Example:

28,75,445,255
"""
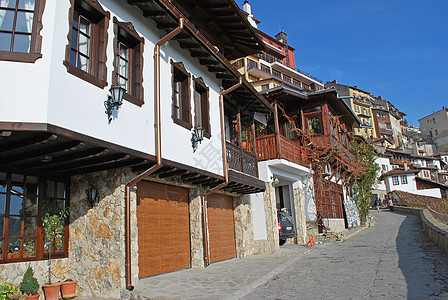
0,51,42,63
172,117,192,131
63,60,107,89
123,93,144,107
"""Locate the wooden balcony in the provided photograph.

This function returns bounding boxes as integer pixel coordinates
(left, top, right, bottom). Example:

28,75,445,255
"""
255,134,308,168
226,142,258,177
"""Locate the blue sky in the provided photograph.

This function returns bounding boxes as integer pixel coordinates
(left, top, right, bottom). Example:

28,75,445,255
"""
240,0,448,127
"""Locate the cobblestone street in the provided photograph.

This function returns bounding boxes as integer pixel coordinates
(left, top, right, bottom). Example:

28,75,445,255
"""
243,210,448,300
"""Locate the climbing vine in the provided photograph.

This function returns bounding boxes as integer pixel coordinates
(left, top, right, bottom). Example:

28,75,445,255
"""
349,140,379,223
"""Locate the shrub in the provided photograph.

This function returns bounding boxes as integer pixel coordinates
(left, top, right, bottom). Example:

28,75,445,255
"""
0,282,22,300
20,267,39,296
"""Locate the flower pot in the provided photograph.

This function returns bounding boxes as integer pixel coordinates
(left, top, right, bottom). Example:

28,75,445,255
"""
42,283,61,300
26,293,40,300
60,280,77,299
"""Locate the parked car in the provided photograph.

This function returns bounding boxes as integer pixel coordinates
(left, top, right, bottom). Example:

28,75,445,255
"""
278,210,295,245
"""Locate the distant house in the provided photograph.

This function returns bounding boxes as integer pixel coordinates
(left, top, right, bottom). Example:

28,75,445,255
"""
380,168,446,199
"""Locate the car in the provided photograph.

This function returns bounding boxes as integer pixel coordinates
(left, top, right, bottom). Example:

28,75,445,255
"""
278,210,295,245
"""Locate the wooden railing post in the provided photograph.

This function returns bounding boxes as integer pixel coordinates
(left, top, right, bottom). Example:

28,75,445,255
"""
274,102,282,159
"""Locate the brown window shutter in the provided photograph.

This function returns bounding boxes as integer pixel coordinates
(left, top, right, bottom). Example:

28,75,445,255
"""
201,88,210,134
181,77,191,124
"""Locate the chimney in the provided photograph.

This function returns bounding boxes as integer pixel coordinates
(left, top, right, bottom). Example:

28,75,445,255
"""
243,1,251,14
242,1,258,28
378,96,383,100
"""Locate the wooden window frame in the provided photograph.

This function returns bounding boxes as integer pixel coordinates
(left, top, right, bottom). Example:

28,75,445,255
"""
400,175,408,184
0,172,69,264
63,0,109,89
193,76,211,139
171,60,192,130
112,17,144,107
304,112,323,136
0,0,45,63
392,176,399,185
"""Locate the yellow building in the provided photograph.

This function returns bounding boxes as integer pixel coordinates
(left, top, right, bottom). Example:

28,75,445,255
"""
325,81,376,140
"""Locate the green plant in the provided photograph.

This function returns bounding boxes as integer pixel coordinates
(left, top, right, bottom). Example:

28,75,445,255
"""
20,267,39,296
0,282,22,300
42,204,69,284
350,140,379,223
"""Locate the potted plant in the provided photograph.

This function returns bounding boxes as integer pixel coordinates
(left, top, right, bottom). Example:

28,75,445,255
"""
60,279,77,299
20,266,40,300
41,205,70,300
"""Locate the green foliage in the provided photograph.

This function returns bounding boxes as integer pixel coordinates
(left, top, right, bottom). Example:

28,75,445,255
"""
350,140,380,223
0,282,22,300
20,267,39,296
42,202,70,284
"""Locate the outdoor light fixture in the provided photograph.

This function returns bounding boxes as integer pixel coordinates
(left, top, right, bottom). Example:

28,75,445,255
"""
191,127,205,152
86,188,99,207
105,85,126,123
271,176,280,186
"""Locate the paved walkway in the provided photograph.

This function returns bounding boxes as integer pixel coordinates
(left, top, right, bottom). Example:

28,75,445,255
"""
245,210,448,299
124,210,448,299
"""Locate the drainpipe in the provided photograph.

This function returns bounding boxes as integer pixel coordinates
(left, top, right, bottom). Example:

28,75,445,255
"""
201,77,242,266
124,18,184,291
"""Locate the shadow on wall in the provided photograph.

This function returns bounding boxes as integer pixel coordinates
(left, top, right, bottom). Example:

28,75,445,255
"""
395,213,448,299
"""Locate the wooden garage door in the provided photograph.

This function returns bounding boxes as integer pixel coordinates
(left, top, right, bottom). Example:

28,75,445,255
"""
137,181,190,278
207,194,236,263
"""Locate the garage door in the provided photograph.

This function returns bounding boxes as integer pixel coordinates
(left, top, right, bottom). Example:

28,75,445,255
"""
207,194,236,263
137,181,190,278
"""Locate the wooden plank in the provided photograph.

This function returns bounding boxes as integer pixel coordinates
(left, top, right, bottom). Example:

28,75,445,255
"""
137,182,190,278
207,194,236,263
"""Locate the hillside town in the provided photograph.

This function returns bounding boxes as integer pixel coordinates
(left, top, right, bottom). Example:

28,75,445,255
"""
0,0,447,299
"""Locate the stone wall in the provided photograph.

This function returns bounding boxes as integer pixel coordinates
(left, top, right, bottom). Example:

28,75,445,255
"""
189,188,204,268
234,194,254,258
0,168,136,299
252,183,278,255
293,187,307,244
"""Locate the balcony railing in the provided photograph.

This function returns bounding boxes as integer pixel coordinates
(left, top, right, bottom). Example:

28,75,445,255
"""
255,134,308,168
226,142,258,177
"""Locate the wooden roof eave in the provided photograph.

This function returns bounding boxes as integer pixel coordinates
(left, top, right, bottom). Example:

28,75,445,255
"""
129,0,273,115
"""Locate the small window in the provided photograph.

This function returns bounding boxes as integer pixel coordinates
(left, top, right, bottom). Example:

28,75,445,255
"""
112,18,144,106
283,74,291,83
0,0,45,62
306,114,322,135
193,77,210,139
292,79,301,87
64,0,109,88
272,69,281,79
171,61,191,129
261,84,269,91
435,129,438,135
392,176,399,185
400,175,407,184
260,64,270,73
248,59,257,69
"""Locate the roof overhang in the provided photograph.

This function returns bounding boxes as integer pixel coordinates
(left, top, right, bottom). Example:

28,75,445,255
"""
128,0,273,115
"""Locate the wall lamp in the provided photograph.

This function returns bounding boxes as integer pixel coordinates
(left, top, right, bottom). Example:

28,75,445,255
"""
105,85,126,123
271,176,280,187
191,127,205,152
86,188,99,208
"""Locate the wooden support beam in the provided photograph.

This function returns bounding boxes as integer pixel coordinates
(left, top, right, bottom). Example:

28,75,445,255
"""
0,141,82,164
274,102,282,159
41,153,129,173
